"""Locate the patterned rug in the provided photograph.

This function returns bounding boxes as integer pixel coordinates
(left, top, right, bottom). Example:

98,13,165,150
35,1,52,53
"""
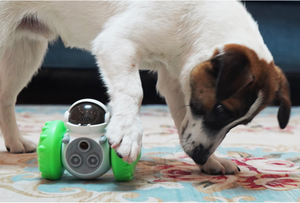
0,105,300,202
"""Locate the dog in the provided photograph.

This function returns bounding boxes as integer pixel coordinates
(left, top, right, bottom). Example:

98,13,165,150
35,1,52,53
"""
0,1,291,175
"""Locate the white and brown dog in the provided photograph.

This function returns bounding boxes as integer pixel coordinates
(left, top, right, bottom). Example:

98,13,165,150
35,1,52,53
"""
0,1,291,174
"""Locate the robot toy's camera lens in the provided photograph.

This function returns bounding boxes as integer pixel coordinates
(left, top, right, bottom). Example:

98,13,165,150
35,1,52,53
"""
69,154,82,167
87,155,99,168
78,140,90,152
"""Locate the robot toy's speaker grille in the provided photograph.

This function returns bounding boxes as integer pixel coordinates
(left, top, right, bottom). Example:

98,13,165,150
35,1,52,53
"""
79,116,91,124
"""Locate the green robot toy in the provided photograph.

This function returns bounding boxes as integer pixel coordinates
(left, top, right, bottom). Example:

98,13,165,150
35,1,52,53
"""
37,99,140,181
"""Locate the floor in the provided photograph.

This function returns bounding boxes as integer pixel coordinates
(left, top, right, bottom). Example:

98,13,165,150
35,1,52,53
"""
0,105,300,202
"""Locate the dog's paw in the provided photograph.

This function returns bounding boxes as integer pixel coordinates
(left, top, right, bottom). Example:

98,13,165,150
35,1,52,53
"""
6,136,36,153
106,115,143,163
199,154,240,175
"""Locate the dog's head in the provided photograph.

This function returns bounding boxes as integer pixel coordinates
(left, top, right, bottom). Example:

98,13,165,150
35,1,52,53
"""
181,44,291,165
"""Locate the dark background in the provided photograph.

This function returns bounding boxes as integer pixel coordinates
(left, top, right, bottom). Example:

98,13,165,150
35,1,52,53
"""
16,1,300,105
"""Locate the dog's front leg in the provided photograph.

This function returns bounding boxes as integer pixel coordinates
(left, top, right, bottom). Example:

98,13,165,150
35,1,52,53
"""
157,69,187,131
92,34,143,163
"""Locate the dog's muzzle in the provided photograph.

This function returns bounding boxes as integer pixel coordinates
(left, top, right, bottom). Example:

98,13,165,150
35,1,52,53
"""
189,144,211,165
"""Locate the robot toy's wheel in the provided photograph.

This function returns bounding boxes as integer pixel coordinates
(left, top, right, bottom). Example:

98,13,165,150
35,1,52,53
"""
111,149,141,181
37,120,66,180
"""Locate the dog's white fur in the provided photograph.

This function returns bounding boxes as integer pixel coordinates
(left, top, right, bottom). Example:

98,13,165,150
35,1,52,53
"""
0,1,283,174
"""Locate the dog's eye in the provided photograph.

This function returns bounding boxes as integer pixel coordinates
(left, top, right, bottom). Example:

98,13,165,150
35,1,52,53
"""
215,104,225,115
213,103,235,120
203,103,236,131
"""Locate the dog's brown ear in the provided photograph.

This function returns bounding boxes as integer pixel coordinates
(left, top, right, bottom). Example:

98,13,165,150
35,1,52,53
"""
276,71,291,129
212,48,254,101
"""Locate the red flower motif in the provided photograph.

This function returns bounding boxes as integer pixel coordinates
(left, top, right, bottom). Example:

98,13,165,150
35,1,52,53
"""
151,163,202,182
235,158,300,191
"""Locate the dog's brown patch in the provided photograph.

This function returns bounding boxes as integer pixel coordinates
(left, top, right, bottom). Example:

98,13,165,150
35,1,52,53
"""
190,61,217,113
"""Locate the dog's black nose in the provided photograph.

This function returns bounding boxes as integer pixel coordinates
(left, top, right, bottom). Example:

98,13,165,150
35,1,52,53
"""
190,144,211,165
191,154,209,165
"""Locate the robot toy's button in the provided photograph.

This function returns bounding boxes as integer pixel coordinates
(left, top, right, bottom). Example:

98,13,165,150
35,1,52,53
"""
62,133,70,144
99,136,107,145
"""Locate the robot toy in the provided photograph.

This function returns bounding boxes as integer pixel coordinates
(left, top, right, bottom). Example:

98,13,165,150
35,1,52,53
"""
37,99,140,181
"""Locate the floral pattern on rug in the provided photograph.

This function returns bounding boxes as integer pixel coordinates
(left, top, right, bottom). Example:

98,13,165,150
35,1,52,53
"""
0,105,300,202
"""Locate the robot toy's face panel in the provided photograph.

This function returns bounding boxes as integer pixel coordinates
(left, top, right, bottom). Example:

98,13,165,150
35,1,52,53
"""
69,102,105,125
66,138,103,174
